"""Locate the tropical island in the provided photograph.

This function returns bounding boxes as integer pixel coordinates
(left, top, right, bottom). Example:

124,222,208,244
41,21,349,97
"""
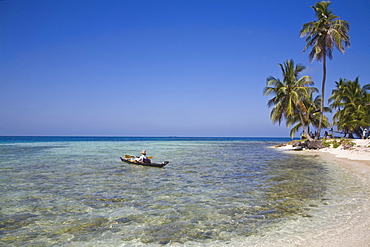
1,1,369,246
263,2,370,246
264,1,369,143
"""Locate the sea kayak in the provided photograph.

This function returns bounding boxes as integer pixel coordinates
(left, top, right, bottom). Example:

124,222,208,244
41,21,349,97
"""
120,157,169,168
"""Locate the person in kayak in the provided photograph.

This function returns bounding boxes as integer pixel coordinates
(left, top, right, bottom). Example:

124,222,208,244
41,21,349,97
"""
134,150,151,163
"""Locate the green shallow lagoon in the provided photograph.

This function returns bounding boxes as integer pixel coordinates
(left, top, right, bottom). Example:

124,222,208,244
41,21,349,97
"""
0,137,366,246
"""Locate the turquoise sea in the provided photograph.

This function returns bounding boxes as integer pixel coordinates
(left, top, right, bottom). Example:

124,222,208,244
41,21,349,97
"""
0,137,366,246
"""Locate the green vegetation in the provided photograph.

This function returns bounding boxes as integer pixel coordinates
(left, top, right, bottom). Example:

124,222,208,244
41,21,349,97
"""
263,59,317,140
329,77,370,138
264,1,369,139
321,138,355,149
300,1,350,139
286,92,331,139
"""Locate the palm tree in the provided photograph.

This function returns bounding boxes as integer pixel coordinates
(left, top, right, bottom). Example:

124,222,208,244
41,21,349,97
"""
300,1,350,139
287,93,331,138
329,78,349,113
264,59,318,140
329,77,370,138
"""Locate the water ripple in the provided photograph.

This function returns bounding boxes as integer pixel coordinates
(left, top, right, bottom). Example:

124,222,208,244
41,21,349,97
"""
0,139,362,246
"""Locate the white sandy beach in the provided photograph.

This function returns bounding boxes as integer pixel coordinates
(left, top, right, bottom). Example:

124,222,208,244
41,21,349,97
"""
274,139,370,247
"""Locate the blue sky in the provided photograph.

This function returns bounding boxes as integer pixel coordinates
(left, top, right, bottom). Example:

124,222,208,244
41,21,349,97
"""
1,0,369,137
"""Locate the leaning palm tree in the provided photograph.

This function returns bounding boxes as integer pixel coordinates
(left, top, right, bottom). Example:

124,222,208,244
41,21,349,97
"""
288,93,331,138
300,1,350,139
264,59,318,140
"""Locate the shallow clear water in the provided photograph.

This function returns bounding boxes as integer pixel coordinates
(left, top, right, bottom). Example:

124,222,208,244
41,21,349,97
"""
0,137,366,246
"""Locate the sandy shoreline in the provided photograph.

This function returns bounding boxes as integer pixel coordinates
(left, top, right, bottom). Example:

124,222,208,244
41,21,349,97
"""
276,139,370,246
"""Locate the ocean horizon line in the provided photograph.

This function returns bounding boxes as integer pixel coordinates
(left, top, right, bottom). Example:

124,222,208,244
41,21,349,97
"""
0,136,297,143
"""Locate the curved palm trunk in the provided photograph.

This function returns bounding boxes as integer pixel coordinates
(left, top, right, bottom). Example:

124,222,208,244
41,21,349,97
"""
316,55,327,140
298,111,313,141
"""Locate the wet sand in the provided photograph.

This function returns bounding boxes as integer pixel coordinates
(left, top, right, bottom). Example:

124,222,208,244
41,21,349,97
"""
273,139,370,246
183,140,370,247
303,153,370,246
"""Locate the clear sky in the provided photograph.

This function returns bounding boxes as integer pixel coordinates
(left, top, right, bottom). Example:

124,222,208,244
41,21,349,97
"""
1,0,369,137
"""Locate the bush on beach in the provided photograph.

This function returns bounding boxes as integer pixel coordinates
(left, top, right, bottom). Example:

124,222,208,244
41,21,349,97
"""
321,138,355,149
277,138,355,150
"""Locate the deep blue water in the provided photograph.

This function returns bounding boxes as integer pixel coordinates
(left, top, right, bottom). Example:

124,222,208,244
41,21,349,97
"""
0,136,296,143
